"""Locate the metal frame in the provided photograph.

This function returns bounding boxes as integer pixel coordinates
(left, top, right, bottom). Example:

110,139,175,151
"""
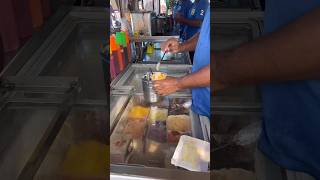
130,36,179,42
111,164,210,180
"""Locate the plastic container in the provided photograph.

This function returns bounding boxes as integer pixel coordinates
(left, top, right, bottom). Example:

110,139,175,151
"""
171,135,210,172
166,115,192,144
148,106,168,124
147,121,167,143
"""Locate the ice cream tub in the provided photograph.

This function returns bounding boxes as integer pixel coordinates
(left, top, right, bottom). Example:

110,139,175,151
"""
171,135,210,172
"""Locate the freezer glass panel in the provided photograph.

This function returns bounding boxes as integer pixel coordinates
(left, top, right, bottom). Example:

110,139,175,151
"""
0,106,58,180
39,23,106,99
35,107,108,179
110,95,195,170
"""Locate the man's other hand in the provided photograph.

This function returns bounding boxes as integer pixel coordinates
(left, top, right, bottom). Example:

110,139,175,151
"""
153,76,181,96
160,38,181,53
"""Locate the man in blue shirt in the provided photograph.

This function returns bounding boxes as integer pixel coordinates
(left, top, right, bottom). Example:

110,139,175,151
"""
172,0,192,37
175,0,208,63
181,0,208,41
215,2,320,180
154,7,210,118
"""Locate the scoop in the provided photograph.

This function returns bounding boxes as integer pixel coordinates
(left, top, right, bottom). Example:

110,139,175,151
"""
156,50,167,71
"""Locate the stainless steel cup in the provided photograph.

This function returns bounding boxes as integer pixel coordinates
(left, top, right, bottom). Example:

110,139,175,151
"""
142,77,160,104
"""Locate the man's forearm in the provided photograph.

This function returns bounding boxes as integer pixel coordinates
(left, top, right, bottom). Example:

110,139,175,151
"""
178,65,210,89
180,33,199,52
215,7,320,87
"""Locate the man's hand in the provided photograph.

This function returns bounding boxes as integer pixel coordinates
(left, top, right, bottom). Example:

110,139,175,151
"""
153,76,181,96
153,65,210,96
160,38,181,53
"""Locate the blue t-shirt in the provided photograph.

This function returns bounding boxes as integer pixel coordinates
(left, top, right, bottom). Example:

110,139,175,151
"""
259,1,320,179
182,0,209,40
173,0,192,34
191,7,210,117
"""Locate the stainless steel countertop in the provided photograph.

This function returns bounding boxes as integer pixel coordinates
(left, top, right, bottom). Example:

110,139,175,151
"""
111,164,210,180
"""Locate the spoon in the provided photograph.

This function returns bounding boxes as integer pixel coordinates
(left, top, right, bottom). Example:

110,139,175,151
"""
149,68,154,80
156,50,167,71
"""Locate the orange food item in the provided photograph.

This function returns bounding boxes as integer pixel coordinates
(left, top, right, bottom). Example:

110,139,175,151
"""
127,106,150,119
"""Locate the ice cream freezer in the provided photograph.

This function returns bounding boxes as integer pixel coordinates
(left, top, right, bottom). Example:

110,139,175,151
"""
212,12,263,111
110,60,208,179
109,93,210,179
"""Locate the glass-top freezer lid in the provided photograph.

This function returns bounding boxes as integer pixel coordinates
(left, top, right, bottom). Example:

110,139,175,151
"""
111,64,192,95
0,104,58,180
212,112,261,173
39,23,106,100
110,94,131,131
35,107,108,179
110,95,202,170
